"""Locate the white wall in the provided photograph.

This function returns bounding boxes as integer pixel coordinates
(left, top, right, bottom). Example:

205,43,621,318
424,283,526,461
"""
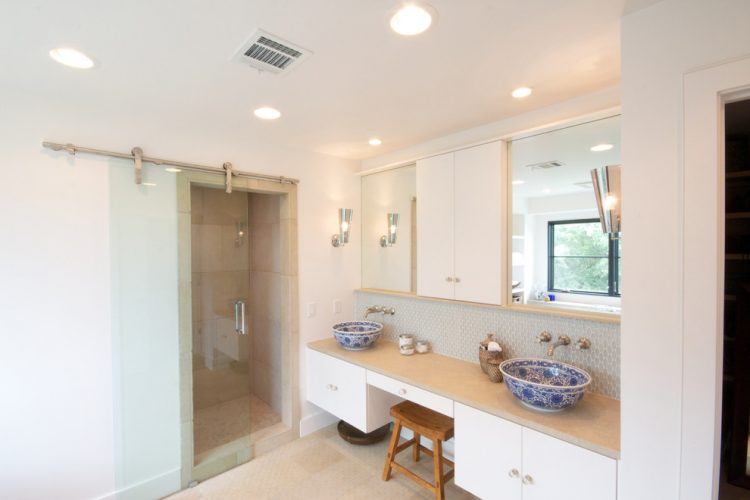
0,90,360,499
620,1,750,499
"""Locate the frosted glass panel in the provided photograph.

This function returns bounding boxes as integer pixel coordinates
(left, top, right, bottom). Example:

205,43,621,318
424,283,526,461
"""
109,160,181,495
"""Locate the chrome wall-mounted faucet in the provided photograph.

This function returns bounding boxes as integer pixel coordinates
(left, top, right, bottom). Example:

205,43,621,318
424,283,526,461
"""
364,305,396,319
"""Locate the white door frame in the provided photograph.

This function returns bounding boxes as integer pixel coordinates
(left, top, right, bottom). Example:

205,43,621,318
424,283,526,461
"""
681,55,750,500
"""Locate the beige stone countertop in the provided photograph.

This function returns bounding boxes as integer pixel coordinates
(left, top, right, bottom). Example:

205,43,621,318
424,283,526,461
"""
307,338,620,459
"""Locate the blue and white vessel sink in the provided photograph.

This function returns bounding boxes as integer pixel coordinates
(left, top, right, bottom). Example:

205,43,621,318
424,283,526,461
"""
332,321,383,351
499,358,591,412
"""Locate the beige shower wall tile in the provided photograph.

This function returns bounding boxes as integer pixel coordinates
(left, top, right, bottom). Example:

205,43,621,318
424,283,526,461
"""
196,224,222,273
252,271,283,321
201,187,248,225
221,224,250,271
250,193,280,226
279,191,297,221
252,222,281,273
200,271,251,319
280,219,298,276
251,313,282,367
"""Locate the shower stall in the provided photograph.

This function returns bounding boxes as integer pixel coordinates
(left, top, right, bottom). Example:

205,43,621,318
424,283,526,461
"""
179,177,299,484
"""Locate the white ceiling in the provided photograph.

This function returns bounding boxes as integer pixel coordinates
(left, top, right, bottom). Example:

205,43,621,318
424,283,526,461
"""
0,1,656,160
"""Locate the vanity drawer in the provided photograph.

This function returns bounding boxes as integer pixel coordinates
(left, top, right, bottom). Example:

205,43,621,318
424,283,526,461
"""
366,370,454,417
307,349,368,431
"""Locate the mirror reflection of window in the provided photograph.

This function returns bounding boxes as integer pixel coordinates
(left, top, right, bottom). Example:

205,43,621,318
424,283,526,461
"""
510,115,621,314
361,165,416,293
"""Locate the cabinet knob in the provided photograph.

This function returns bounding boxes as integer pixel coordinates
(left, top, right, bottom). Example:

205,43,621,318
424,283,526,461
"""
454,277,461,283
522,474,534,485
326,384,338,391
508,468,519,478
445,277,454,282
398,388,407,396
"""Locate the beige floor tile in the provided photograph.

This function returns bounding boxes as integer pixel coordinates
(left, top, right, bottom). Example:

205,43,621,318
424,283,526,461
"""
170,425,476,500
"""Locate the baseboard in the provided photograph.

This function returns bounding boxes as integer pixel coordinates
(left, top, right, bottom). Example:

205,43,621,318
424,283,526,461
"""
299,410,338,437
95,467,181,500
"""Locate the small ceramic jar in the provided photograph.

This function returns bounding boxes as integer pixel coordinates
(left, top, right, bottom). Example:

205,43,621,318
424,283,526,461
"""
415,340,430,354
399,344,415,356
398,334,415,348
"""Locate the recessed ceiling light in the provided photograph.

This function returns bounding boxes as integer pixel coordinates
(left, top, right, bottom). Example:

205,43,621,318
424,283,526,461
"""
142,182,157,187
254,107,281,120
165,167,182,173
512,180,525,185
368,138,382,146
49,47,94,69
390,4,434,36
511,87,532,99
590,143,614,152
542,188,551,194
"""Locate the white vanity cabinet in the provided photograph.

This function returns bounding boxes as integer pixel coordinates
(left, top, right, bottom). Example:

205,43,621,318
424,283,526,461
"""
306,349,398,433
454,403,617,500
416,140,506,305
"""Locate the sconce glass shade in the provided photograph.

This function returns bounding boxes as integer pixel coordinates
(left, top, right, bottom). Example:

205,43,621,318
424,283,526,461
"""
591,165,622,236
332,208,353,247
380,212,399,247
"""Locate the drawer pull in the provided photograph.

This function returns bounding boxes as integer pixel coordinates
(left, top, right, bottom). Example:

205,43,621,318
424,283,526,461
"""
508,468,519,479
522,474,534,485
398,388,407,396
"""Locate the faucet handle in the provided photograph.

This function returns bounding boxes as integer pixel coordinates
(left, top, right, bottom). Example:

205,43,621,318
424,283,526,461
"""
575,337,591,350
536,331,552,343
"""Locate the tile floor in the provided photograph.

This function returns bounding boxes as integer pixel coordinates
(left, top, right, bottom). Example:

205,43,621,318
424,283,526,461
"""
171,424,476,500
194,394,281,457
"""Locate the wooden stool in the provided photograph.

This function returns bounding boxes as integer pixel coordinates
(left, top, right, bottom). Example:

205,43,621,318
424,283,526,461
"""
382,401,455,500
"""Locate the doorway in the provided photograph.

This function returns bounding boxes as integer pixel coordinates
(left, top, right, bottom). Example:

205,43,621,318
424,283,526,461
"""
176,173,299,486
720,98,750,499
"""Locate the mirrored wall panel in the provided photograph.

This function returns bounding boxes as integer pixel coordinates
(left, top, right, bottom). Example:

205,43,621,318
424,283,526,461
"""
361,165,416,293
511,115,622,314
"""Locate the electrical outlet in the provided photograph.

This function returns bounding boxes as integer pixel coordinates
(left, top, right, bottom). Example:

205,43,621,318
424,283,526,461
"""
307,302,317,318
333,299,342,314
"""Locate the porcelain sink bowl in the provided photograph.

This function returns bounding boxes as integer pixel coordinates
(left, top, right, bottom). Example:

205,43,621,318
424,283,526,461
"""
332,321,383,351
499,358,591,412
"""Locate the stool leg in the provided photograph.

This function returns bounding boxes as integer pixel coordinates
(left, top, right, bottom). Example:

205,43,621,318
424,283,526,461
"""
382,420,402,481
413,432,421,462
432,439,444,500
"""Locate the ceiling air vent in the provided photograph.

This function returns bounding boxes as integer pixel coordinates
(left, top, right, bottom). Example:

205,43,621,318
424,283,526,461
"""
234,29,311,74
525,160,564,171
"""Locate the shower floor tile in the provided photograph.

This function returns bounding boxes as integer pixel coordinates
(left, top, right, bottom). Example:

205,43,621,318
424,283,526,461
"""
194,394,281,457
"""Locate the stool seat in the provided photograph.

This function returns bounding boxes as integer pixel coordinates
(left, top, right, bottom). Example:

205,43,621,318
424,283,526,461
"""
390,401,454,442
382,401,455,500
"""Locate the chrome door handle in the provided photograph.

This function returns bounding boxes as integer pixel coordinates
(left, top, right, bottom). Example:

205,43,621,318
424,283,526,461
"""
234,300,247,335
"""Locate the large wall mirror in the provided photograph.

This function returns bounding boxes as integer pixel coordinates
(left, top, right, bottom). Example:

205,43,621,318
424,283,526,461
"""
361,165,416,293
510,115,621,314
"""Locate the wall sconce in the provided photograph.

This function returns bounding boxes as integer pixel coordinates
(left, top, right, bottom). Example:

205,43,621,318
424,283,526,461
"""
380,213,399,247
331,208,353,247
591,165,622,236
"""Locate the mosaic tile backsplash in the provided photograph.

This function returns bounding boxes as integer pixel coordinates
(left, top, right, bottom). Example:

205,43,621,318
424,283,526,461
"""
355,291,620,399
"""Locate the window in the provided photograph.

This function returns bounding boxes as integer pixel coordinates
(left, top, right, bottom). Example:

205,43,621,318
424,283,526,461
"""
548,219,620,296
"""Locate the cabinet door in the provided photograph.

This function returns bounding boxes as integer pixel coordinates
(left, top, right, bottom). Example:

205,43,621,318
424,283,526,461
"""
521,428,617,500
416,152,455,299
454,403,523,500
306,349,368,431
453,140,505,304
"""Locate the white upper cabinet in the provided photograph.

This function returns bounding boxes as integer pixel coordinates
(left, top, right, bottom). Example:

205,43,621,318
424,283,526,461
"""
416,151,455,300
454,141,505,304
417,140,506,304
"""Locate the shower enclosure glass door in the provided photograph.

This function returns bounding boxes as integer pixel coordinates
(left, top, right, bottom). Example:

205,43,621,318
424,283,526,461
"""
189,185,284,472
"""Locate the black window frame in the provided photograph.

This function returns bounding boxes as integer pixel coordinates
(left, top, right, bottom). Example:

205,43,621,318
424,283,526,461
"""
547,218,621,297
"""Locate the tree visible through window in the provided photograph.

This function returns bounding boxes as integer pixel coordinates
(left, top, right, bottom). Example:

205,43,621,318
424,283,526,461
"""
548,219,620,296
